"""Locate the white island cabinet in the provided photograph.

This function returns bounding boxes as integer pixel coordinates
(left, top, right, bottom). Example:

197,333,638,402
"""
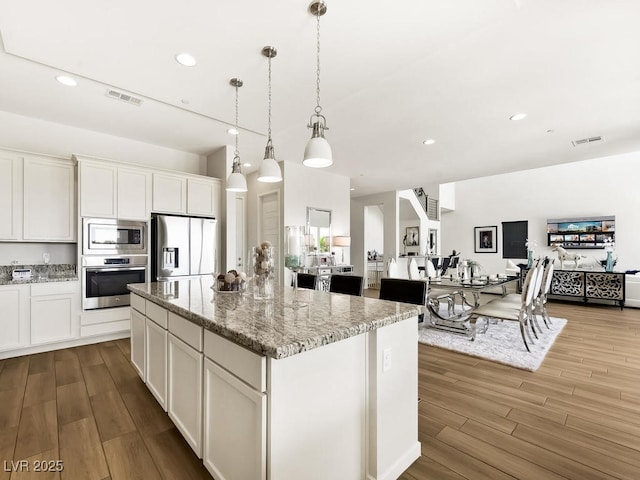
167,312,203,457
128,279,421,480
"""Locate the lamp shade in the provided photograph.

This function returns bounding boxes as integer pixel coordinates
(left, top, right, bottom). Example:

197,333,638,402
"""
303,136,332,168
257,157,282,183
226,171,247,192
333,235,351,247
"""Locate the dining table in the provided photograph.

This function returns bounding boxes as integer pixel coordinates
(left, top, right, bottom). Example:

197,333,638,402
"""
426,275,519,335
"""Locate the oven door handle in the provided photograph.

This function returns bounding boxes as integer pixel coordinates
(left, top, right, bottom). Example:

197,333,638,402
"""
84,267,146,273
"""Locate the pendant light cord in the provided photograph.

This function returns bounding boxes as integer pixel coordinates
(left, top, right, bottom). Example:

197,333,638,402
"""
315,10,322,115
267,54,272,143
234,83,240,165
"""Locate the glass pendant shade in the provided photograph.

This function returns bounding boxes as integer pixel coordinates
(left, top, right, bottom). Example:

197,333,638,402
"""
257,144,282,182
303,122,333,168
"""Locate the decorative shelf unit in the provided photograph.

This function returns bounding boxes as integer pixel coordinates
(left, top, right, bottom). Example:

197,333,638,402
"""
520,268,625,309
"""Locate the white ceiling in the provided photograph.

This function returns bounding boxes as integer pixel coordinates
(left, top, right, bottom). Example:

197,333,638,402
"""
1,0,640,197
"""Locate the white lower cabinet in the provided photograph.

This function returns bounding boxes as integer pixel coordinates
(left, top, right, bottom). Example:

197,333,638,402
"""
203,358,266,480
30,282,79,345
145,318,167,410
167,333,203,458
0,284,30,351
130,308,145,379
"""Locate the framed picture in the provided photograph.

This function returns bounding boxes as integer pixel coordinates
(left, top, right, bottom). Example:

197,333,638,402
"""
474,225,498,253
405,226,419,246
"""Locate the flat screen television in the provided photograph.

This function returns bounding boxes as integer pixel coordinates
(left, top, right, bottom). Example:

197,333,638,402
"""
546,215,615,249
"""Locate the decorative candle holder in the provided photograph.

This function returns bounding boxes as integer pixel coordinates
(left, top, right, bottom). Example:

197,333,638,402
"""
251,243,275,300
284,226,307,308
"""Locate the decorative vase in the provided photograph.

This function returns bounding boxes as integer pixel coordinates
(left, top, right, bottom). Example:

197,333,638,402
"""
527,249,533,268
284,226,307,289
605,250,614,273
251,244,274,300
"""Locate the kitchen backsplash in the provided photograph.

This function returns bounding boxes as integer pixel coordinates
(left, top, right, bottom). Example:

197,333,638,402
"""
0,242,76,265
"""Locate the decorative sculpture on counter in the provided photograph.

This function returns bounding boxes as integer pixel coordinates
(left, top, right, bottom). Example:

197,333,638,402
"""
551,244,585,270
525,238,537,268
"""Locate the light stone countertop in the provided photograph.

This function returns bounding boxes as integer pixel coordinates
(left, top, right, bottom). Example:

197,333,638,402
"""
128,277,421,359
0,264,78,286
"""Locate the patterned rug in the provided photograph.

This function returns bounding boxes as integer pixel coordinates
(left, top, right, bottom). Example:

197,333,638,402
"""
418,316,567,371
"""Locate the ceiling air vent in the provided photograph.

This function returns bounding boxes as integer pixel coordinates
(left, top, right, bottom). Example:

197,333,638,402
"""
106,89,143,106
571,135,603,147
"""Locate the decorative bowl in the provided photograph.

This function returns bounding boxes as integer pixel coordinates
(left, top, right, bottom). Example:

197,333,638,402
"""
212,271,248,294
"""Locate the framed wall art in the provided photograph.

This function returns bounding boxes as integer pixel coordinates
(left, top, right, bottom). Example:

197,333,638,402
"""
474,225,498,253
405,226,419,246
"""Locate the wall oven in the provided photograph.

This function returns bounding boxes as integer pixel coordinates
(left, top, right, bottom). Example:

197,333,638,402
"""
83,218,147,255
82,255,147,310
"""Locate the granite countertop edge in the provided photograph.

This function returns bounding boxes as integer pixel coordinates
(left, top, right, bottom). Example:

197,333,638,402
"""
128,285,422,359
0,275,79,286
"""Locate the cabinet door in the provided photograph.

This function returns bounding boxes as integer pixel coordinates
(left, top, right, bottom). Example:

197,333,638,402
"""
30,294,75,345
152,172,187,214
187,177,216,217
80,161,117,218
203,358,266,480
130,309,146,379
145,318,167,410
0,285,29,351
168,333,203,457
118,167,151,221
23,156,76,241
0,152,22,240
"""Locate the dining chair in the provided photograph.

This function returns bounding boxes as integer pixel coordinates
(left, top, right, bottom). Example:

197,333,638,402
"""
439,257,451,277
296,273,318,290
533,259,554,328
387,258,399,278
408,258,421,280
329,274,364,296
379,278,427,322
469,264,540,352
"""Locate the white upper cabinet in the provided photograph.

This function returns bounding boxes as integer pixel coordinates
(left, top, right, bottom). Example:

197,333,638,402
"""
152,172,187,214
153,173,220,218
118,167,152,221
23,155,76,241
0,150,75,242
78,158,150,221
79,160,117,218
187,177,218,217
0,151,21,240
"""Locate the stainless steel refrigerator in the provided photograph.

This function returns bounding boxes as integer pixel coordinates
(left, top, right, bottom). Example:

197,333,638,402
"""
151,214,216,280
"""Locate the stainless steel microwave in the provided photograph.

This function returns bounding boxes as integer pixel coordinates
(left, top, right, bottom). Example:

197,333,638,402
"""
83,218,147,255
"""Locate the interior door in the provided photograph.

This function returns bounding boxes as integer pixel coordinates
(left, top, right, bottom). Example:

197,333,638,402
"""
258,191,280,285
235,196,245,271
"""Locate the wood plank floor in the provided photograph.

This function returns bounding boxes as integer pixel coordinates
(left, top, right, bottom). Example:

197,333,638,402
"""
0,299,638,479
0,339,211,480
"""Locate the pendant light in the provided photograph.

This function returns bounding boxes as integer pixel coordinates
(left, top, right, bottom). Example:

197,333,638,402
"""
303,0,332,168
226,78,248,192
258,46,283,183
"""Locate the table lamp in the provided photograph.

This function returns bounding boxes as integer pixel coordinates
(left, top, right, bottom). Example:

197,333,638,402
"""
333,235,351,264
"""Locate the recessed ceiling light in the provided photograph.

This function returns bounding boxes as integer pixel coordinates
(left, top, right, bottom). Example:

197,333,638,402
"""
227,128,239,135
181,99,190,105
175,53,197,67
509,113,527,121
422,139,435,145
243,162,252,168
56,75,77,87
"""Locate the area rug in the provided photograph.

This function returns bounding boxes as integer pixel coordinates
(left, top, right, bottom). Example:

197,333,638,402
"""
418,316,567,371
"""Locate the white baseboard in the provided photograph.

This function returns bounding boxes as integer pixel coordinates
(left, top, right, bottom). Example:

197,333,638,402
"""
367,441,421,480
0,331,130,360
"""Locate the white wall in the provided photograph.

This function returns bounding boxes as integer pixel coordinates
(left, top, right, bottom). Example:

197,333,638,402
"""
351,191,399,279
441,152,640,273
364,205,384,255
0,243,76,266
0,110,204,174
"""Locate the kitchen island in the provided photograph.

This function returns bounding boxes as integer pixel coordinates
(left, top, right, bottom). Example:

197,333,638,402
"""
128,277,421,480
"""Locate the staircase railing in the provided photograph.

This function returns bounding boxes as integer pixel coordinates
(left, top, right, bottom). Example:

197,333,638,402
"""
412,187,439,220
